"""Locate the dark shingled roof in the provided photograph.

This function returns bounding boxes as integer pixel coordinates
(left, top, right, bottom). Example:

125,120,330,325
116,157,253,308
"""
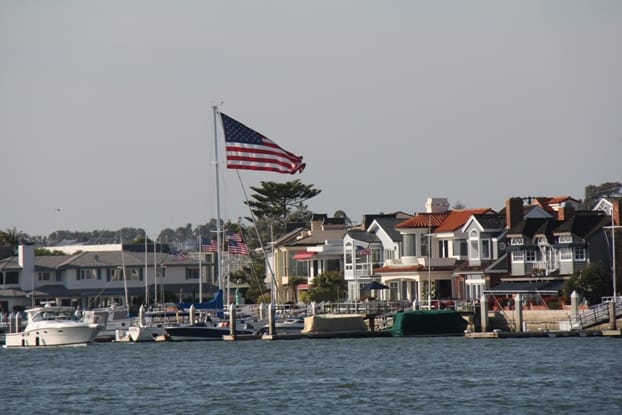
371,217,406,242
553,212,610,240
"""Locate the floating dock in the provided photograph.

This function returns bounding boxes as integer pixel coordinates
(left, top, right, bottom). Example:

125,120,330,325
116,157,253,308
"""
465,330,604,339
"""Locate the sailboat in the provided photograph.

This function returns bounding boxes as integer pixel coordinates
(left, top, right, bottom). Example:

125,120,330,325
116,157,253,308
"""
162,107,265,341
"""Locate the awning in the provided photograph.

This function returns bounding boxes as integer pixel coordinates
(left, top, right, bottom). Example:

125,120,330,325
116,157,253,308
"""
294,252,316,261
484,280,564,295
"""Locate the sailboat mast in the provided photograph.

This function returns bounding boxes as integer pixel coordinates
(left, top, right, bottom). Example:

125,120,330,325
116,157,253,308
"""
144,233,148,306
121,236,129,317
198,234,203,302
213,105,223,291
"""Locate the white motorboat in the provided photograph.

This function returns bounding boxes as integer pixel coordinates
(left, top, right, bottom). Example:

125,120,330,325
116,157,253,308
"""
4,304,103,348
126,304,186,342
83,305,133,342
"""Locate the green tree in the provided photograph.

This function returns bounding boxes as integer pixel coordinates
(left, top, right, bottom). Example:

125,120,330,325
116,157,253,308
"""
0,227,26,250
563,262,612,305
285,276,307,303
581,182,622,209
245,180,321,237
228,256,267,304
307,271,347,302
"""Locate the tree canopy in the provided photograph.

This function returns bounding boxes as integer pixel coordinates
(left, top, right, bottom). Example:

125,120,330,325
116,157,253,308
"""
243,179,321,242
563,262,612,305
581,181,622,209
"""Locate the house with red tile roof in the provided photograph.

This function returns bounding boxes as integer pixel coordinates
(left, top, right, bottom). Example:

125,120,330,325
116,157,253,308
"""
373,198,497,307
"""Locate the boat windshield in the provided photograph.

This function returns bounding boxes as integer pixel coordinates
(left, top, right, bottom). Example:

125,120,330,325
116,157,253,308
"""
32,310,79,322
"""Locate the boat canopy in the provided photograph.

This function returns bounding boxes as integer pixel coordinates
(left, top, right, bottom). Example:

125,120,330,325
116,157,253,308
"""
484,280,564,295
178,289,224,311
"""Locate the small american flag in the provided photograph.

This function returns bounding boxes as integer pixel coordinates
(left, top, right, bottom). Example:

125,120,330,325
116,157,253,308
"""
228,239,249,255
356,246,371,256
225,231,242,242
220,112,306,175
201,238,218,253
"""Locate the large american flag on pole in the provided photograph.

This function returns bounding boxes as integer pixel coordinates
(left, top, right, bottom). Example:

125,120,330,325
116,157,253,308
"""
220,112,306,174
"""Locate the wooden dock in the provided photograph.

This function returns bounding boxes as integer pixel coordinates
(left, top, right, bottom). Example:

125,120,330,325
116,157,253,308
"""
465,330,604,339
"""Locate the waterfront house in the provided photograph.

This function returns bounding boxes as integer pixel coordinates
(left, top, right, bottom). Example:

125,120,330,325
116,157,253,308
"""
264,214,347,303
371,198,494,305
0,242,220,315
486,197,617,306
343,213,411,301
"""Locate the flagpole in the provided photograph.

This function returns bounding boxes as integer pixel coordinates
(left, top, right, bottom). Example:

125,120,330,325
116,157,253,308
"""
213,105,223,292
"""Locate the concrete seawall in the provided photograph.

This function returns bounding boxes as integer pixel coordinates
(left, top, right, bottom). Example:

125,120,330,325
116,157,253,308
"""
487,310,622,332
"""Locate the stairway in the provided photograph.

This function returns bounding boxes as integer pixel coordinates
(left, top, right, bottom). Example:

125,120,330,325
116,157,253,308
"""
571,299,622,329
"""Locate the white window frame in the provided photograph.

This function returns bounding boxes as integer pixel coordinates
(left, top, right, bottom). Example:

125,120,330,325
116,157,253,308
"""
560,248,573,261
512,251,524,262
574,247,586,261
558,235,572,244
525,249,536,262
511,237,524,245
481,239,491,260
469,230,479,259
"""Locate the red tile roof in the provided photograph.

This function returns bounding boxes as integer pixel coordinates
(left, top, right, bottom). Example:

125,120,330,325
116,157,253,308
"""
395,212,449,229
434,208,492,232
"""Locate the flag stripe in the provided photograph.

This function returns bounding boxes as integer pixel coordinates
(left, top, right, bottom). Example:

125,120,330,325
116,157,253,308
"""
220,112,305,175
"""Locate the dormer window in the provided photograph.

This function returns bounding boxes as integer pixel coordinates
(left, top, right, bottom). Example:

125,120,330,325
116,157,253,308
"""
535,236,547,245
511,237,524,246
559,235,572,244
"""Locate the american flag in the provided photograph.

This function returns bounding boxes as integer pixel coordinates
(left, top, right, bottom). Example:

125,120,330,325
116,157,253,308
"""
201,238,218,253
356,246,371,256
225,231,242,242
220,112,306,174
227,239,249,255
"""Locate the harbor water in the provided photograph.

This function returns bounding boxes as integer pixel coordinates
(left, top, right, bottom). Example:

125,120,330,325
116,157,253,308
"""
2,336,621,414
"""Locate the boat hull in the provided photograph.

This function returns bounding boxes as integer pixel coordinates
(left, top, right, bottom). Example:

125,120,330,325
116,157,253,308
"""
128,325,166,342
4,323,101,348
164,324,254,341
390,310,468,336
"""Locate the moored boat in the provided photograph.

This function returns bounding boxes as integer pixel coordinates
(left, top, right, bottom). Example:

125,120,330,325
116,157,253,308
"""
164,321,256,341
389,309,468,336
3,304,103,348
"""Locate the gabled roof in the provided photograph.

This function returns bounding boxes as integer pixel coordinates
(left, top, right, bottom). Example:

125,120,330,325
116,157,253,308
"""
395,212,449,229
0,256,20,271
471,213,506,230
346,229,381,245
359,212,412,230
369,217,406,242
434,209,493,233
290,229,348,247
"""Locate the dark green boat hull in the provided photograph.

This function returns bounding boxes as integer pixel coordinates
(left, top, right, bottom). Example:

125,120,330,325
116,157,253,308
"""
390,310,468,336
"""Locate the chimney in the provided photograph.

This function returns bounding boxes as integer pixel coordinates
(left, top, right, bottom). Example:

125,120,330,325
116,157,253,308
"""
557,205,575,222
506,197,523,229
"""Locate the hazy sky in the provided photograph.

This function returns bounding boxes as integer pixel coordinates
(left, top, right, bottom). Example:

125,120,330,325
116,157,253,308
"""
2,1,621,237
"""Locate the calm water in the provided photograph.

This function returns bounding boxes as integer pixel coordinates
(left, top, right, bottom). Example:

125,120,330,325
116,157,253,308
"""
2,336,621,414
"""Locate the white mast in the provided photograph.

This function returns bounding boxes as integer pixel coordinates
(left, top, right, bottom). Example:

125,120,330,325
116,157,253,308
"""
198,235,203,303
153,239,157,304
121,236,129,317
144,233,148,306
213,105,223,292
